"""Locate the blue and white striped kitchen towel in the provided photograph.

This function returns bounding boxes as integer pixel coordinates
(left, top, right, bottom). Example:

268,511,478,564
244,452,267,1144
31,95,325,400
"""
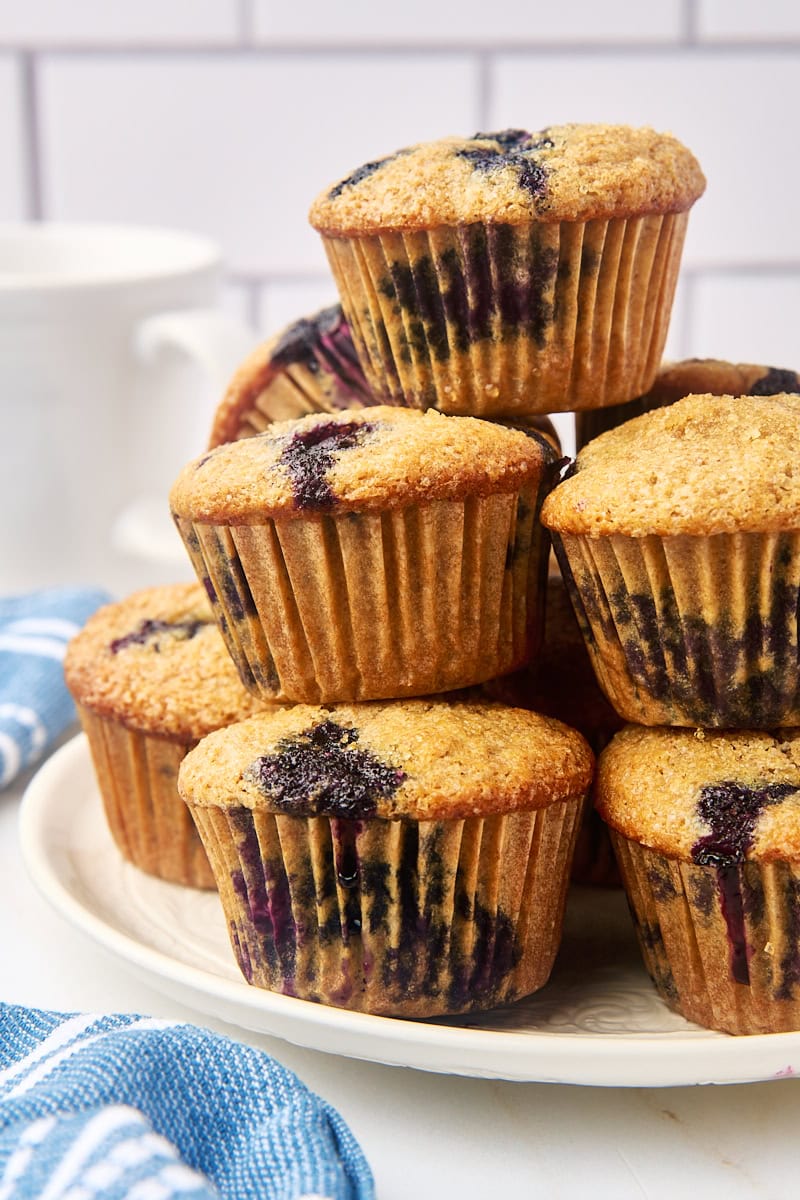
0,1003,374,1199
0,588,110,788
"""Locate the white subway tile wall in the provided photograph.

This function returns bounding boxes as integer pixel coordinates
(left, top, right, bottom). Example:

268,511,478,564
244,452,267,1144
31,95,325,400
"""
38,55,479,275
251,0,685,45
697,0,800,39
0,1,240,45
2,1,799,388
0,54,26,218
490,51,800,270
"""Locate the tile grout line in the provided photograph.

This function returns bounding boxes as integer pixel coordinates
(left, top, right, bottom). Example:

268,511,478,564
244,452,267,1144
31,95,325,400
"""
681,0,698,45
236,0,255,46
0,40,799,57
19,50,43,220
476,50,492,129
678,273,695,358
244,279,262,332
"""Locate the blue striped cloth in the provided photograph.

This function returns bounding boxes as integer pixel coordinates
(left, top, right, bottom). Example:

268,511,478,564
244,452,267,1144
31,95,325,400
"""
0,588,110,788
0,1003,374,1199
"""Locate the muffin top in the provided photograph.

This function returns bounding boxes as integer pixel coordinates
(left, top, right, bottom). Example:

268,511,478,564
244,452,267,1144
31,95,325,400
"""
208,305,373,448
178,699,594,821
641,359,800,409
64,583,267,739
575,358,800,449
597,725,800,864
172,405,557,524
541,392,800,537
309,125,705,234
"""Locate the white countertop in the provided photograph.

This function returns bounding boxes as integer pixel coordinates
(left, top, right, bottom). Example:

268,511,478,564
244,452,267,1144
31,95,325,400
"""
2,737,799,1200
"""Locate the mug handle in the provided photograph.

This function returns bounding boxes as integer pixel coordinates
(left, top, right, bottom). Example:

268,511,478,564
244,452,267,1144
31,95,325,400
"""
133,307,256,394
113,307,257,569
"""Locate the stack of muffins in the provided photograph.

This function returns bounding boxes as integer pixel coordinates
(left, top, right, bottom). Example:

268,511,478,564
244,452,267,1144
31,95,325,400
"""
66,122,800,1035
543,390,800,1036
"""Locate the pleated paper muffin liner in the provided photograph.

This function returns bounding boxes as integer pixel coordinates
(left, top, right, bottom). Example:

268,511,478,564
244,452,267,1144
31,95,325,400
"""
77,704,214,889
611,833,800,1035
553,530,800,728
218,311,374,440
320,212,687,416
188,796,584,1017
175,484,550,704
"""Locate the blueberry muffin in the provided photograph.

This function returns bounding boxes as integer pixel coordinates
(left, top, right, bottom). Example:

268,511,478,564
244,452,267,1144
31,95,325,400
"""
171,406,560,704
64,583,268,887
485,572,623,885
209,302,562,451
309,124,705,417
576,358,800,449
597,725,800,1035
542,392,800,728
178,699,594,1016
208,305,373,447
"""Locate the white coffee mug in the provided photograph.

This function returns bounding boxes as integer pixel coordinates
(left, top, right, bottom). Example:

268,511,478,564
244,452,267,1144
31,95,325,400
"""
0,223,256,595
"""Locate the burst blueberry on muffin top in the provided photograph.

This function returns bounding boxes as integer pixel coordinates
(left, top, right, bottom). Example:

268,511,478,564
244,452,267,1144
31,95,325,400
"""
178,700,594,821
596,726,800,862
63,583,267,739
171,405,558,523
309,124,705,233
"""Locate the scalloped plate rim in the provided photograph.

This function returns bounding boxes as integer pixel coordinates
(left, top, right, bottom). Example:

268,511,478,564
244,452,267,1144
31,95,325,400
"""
18,735,800,1087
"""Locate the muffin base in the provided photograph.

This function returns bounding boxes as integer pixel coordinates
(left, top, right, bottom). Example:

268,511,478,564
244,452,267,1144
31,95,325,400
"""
554,530,800,728
321,213,688,416
78,704,214,889
176,486,550,703
611,832,800,1035
189,797,584,1017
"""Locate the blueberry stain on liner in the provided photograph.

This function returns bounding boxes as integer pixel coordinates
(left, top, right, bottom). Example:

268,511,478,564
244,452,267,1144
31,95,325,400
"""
691,780,798,985
269,304,370,399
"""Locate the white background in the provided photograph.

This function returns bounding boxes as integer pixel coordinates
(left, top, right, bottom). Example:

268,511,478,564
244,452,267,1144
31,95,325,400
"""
1,0,799,364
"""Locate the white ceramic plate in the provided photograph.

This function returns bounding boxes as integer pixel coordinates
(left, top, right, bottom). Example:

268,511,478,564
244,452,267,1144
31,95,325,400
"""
19,735,800,1087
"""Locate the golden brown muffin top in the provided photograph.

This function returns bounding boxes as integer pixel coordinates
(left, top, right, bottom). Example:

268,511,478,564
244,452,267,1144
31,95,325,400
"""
178,699,594,821
644,359,800,408
309,125,705,234
64,583,267,739
574,358,800,450
172,405,556,524
541,392,800,537
597,725,800,864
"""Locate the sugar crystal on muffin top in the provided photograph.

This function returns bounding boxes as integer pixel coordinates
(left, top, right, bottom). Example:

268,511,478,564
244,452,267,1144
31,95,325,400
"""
542,392,800,538
171,405,556,523
309,124,706,233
